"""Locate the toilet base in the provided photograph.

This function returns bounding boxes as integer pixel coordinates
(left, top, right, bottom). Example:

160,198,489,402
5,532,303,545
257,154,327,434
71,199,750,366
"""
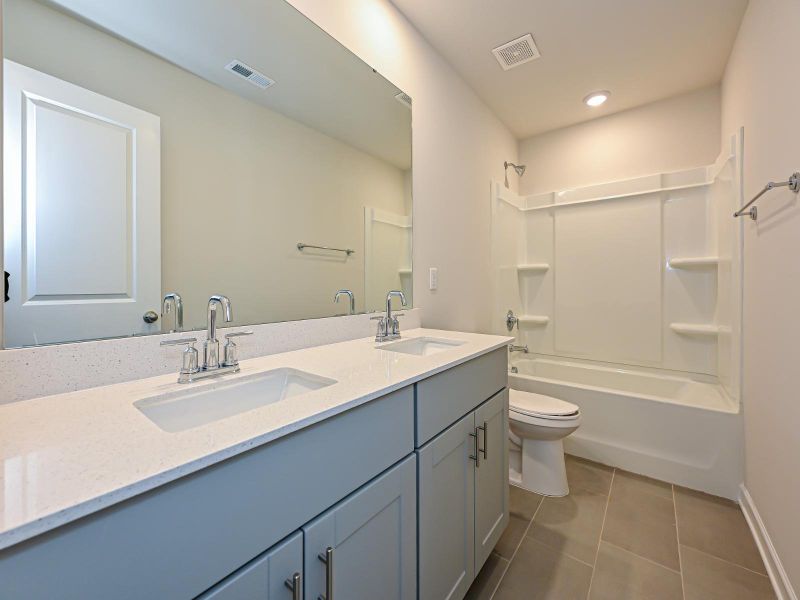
518,438,570,497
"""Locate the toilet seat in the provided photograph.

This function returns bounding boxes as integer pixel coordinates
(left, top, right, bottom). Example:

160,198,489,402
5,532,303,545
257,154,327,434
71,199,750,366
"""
509,389,579,421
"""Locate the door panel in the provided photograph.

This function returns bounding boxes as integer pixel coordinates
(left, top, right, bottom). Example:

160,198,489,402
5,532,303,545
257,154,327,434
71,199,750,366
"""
303,455,416,600
417,412,476,600
3,59,161,347
197,531,303,599
474,389,509,571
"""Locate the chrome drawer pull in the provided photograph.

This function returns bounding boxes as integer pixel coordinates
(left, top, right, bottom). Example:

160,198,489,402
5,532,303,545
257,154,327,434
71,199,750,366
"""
284,572,301,600
469,431,480,467
317,546,334,600
478,421,488,459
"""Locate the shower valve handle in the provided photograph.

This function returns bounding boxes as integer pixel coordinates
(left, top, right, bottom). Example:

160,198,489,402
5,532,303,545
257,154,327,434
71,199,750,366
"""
506,310,519,332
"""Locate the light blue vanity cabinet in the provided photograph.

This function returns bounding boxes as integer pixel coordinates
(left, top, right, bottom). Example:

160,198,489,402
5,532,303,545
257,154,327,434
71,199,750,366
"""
415,348,509,600
474,390,509,569
199,455,417,600
0,347,508,600
418,412,477,600
197,531,303,600
303,455,417,600
0,387,414,600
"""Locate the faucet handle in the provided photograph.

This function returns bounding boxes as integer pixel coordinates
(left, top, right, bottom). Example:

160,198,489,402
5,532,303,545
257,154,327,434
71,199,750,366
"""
225,331,253,339
391,313,405,335
223,331,252,368
160,338,199,375
371,315,388,340
160,337,198,346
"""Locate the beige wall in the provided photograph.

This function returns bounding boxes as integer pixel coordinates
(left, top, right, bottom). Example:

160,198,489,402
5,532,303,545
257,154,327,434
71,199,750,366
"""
287,0,518,333
722,0,800,588
4,0,409,331
518,86,721,195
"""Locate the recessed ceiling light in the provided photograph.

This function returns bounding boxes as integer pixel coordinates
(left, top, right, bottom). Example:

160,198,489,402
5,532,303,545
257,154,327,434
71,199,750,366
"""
583,91,610,107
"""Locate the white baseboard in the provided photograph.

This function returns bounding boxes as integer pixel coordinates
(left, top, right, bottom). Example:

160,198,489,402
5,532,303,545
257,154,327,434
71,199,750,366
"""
739,484,797,600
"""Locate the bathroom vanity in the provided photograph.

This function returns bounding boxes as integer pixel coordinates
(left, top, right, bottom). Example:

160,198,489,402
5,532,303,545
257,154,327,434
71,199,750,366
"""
0,329,511,599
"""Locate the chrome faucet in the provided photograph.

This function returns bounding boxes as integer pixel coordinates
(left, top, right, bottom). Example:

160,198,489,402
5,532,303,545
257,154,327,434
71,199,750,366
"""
205,295,233,369
162,292,183,332
334,289,355,315
372,290,407,342
162,295,252,383
508,344,529,354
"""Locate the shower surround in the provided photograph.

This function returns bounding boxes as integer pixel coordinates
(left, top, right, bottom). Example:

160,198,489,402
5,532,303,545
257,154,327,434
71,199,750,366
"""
492,131,744,498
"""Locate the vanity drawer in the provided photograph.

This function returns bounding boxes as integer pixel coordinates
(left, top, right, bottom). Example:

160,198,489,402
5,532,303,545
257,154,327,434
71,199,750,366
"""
0,387,414,600
415,347,507,446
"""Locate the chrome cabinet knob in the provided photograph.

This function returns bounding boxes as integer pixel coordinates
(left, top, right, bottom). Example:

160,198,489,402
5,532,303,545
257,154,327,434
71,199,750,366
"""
143,310,159,323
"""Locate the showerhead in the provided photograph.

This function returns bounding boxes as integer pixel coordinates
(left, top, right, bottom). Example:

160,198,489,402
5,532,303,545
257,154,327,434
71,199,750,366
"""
504,161,526,188
506,162,526,176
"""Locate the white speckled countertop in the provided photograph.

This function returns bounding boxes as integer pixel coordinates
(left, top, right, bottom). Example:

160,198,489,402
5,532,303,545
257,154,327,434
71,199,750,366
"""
0,328,512,550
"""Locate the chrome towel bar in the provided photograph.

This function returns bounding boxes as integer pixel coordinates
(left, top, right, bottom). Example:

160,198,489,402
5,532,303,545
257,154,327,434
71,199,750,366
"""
296,242,354,255
734,172,799,221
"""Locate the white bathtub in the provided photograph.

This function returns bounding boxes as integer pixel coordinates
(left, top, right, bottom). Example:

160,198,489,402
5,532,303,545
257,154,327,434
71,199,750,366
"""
509,356,743,499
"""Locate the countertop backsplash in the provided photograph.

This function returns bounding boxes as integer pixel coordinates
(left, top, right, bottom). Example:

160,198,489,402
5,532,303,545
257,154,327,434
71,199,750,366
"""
0,309,422,404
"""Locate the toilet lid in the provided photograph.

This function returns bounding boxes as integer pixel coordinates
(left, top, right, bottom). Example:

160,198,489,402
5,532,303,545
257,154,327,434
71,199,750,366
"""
509,389,579,418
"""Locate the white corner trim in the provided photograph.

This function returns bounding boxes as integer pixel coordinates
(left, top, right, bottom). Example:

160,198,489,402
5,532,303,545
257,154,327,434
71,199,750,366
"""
739,484,797,600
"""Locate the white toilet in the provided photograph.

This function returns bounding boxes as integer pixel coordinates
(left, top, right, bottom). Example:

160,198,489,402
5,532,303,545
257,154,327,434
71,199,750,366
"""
508,389,581,497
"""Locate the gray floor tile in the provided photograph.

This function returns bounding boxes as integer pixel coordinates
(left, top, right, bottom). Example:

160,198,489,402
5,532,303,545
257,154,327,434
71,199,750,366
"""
675,486,766,574
682,545,776,600
588,542,683,600
529,487,607,564
494,537,593,600
510,483,543,520
494,514,530,559
565,454,614,495
602,470,680,570
464,551,508,600
612,469,673,499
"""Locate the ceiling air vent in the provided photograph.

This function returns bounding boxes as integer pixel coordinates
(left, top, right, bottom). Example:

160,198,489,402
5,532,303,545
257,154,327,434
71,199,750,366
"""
394,92,412,109
225,60,275,90
492,34,541,71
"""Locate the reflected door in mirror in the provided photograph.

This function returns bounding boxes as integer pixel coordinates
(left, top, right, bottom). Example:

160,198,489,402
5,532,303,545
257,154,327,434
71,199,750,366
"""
3,60,161,347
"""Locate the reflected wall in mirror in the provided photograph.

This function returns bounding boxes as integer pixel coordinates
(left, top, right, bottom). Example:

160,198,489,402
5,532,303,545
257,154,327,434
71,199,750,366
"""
2,0,412,348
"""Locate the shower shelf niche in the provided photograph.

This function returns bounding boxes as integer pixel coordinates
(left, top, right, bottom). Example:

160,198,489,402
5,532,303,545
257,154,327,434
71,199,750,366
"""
517,263,550,274
669,323,721,336
668,257,720,269
518,315,550,327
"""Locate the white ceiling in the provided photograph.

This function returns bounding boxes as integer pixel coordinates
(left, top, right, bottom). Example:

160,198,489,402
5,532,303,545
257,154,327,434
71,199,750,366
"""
390,0,748,139
43,0,412,169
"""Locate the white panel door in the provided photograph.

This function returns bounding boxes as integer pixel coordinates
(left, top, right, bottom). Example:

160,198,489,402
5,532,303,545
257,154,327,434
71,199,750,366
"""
3,60,161,347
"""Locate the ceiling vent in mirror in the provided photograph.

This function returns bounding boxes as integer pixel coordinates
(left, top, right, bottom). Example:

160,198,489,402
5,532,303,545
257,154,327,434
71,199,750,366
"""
394,92,412,109
225,60,275,89
492,34,541,71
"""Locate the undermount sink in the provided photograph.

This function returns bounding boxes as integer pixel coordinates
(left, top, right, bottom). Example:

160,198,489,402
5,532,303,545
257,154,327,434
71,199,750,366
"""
135,368,336,432
377,336,465,356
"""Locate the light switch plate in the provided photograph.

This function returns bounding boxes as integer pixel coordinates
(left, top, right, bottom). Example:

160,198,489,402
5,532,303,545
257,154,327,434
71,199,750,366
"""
429,267,438,290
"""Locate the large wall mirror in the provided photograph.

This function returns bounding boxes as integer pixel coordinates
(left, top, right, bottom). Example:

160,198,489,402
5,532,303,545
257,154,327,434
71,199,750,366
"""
2,0,412,348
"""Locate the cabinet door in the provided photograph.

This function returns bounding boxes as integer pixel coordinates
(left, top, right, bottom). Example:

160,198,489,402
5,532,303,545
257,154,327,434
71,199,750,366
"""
474,389,509,571
417,412,476,600
198,531,303,600
303,455,416,600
